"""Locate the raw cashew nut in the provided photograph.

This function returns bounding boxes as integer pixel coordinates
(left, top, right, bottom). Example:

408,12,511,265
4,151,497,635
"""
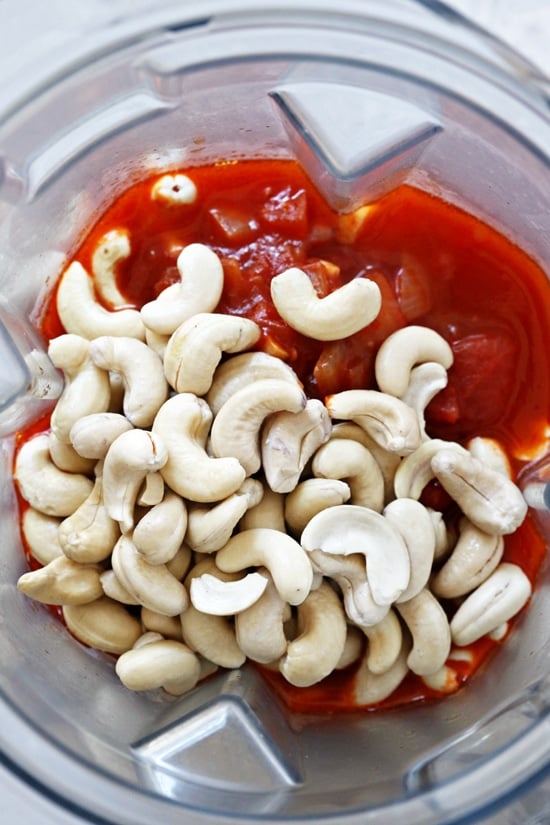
63,597,142,654
393,439,468,500
15,434,93,517
431,449,528,535
396,588,451,676
279,582,347,687
112,535,188,617
190,571,268,615
329,422,400,503
207,351,300,415
91,229,131,308
326,390,421,455
450,563,532,646
240,485,286,532
17,555,103,605
141,607,184,641
383,498,436,603
467,436,512,478
374,325,453,397
400,361,448,440
353,638,411,706
152,393,246,502
261,399,332,493
432,517,504,599
21,508,63,566
56,261,145,340
164,312,260,395
210,379,307,476
235,571,291,663
301,505,410,607
102,429,168,533
100,569,140,605
70,413,134,460
137,472,165,507
284,478,351,537
309,549,389,628
48,334,111,443
151,173,197,204
361,609,403,675
216,528,313,606
58,473,120,563
132,491,187,565
89,336,168,428
48,432,96,475
270,267,381,341
141,244,224,336
336,626,365,670
312,438,385,512
186,479,263,554
115,638,201,695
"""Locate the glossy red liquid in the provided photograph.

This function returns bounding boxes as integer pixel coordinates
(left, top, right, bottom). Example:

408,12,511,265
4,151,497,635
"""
32,159,550,711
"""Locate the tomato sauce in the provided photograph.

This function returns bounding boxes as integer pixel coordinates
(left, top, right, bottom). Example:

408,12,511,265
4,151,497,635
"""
31,158,550,711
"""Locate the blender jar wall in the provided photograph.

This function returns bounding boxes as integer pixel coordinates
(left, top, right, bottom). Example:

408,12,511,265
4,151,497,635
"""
0,4,549,824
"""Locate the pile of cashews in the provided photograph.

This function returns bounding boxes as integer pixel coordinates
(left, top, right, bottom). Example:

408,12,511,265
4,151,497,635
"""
14,179,533,705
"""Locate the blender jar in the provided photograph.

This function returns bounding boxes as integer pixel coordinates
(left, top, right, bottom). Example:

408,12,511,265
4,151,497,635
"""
1,2,550,823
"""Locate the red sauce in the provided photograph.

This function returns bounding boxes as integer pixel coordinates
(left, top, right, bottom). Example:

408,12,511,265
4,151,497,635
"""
27,158,550,711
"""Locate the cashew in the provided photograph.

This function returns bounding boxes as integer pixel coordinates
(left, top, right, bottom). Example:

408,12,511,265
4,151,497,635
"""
450,563,532,646
181,559,245,668
102,429,168,533
56,261,145,340
430,508,456,561
17,555,103,606
421,665,460,694
216,528,313,606
383,498,435,603
301,505,410,607
326,390,421,455
393,439,468,500
89,336,168,428
210,379,307,476
374,325,453,397
58,472,120,564
91,229,131,308
112,535,188,616
284,478,351,537
152,393,246,503
270,267,381,341
48,432,96,474
207,351,300,416
432,517,504,599
100,569,140,605
309,549,389,627
48,334,111,443
261,399,331,493
431,449,528,535
15,434,93,517
141,607,183,641
190,571,268,615
137,472,165,507
70,412,134,460
63,597,142,654
145,327,170,360
467,436,512,478
151,173,197,205
354,637,410,706
329,422,400,503
400,361,448,440
185,479,263,554
361,609,403,674
166,543,193,580
115,638,201,695
21,508,64,565
164,312,260,395
235,571,291,663
336,626,365,670
312,438,385,512
279,582,347,687
132,491,187,565
240,484,286,532
396,589,451,676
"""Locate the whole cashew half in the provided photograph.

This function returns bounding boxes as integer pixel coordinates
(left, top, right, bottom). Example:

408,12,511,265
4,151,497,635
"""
132,491,188,565
326,390,421,456
21,508,63,566
374,325,453,397
163,312,260,395
141,243,223,336
190,571,268,615
58,471,120,564
112,535,188,617
284,478,351,537
279,582,347,687
396,588,451,676
17,555,103,606
393,438,468,500
431,517,504,599
186,478,263,554
89,336,168,428
361,609,403,675
353,636,410,707
63,597,142,654
91,229,131,308
270,267,381,341
383,498,436,603
70,412,134,460
311,437,385,512
235,570,291,663
207,351,300,415
116,637,201,695
152,393,246,503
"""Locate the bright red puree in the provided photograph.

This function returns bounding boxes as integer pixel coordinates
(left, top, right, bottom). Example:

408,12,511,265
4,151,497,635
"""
33,158,550,712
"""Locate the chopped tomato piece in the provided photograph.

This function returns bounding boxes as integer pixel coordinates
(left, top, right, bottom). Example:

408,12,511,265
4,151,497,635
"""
208,206,259,243
394,255,433,320
260,186,308,238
